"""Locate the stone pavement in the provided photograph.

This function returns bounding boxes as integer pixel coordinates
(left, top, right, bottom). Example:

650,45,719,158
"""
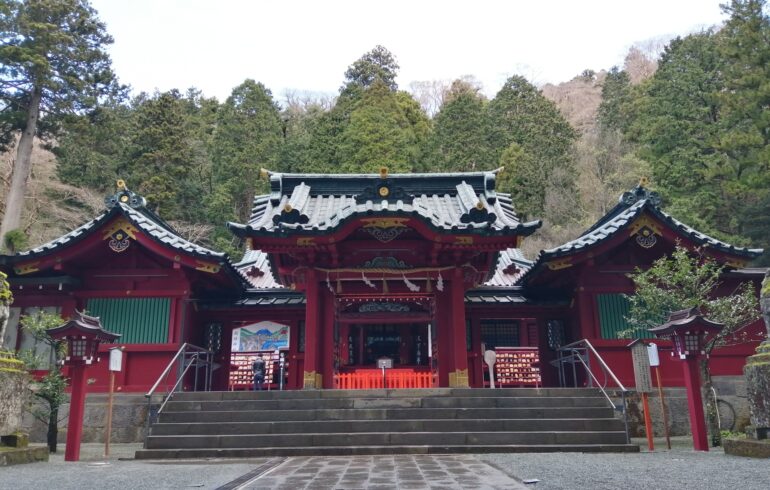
242,454,526,490
3,439,770,490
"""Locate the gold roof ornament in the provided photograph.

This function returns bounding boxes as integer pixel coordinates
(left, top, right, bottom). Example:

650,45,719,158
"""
380,167,388,179
639,176,650,187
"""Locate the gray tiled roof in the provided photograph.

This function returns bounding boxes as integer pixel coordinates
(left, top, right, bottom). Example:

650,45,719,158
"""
233,249,283,289
518,186,763,285
10,203,225,260
229,170,541,237
3,202,251,288
485,248,534,287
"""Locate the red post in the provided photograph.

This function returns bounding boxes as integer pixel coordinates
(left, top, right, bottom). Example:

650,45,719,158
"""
449,268,469,387
303,269,321,389
64,363,88,462
682,357,709,451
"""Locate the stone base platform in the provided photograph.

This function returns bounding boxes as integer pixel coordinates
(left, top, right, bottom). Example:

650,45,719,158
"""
0,446,49,466
723,437,770,458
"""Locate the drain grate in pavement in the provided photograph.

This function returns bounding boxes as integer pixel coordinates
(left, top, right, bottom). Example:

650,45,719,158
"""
214,457,287,490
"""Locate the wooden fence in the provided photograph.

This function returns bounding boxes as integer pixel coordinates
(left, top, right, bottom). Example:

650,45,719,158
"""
333,369,434,389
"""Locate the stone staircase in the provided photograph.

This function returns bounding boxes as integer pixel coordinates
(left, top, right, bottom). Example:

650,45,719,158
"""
135,388,639,459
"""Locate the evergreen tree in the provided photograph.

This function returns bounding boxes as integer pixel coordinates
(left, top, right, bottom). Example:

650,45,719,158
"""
343,45,399,91
337,81,419,173
629,32,729,236
597,67,633,133
0,0,123,248
124,90,198,221
487,75,578,218
427,80,491,172
208,80,282,250
718,0,770,263
54,99,132,190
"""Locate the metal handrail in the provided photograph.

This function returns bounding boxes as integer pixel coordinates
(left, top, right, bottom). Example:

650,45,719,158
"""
144,343,213,445
551,339,630,444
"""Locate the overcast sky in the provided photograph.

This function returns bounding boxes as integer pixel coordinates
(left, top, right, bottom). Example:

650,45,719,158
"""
90,0,729,103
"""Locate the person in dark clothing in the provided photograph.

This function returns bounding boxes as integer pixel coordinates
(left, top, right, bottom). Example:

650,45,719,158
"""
252,355,266,391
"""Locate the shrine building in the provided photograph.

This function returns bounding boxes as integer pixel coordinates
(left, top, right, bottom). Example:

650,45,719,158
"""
1,170,766,392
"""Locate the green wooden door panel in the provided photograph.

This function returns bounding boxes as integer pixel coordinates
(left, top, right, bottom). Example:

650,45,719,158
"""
86,297,171,344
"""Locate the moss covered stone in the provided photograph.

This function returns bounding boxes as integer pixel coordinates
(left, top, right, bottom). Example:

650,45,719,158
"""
0,362,28,435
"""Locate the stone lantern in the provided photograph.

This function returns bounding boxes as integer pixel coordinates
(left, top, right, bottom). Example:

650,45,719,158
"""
47,311,120,462
649,307,723,451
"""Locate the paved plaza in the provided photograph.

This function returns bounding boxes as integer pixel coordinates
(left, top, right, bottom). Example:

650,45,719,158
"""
1,439,769,490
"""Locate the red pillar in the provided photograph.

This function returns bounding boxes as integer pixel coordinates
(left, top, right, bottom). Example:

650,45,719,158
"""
64,363,88,462
321,288,335,389
303,269,322,389
449,268,469,387
682,357,709,451
435,287,452,387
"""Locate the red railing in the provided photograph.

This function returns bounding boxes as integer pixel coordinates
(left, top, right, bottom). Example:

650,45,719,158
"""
334,369,434,389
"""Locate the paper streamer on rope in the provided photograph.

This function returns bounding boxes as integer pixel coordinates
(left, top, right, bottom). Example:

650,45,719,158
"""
361,271,376,289
326,273,334,294
436,272,444,292
402,274,420,292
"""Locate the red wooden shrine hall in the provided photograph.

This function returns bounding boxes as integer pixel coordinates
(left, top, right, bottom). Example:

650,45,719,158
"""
0,171,765,393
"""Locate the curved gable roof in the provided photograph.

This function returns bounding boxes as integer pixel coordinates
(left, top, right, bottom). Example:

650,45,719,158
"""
228,169,541,238
518,185,763,285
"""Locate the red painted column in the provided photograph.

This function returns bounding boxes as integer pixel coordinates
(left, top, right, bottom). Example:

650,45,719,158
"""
321,288,335,389
303,269,322,389
435,287,452,387
64,363,88,461
576,287,596,340
449,268,469,387
682,357,709,451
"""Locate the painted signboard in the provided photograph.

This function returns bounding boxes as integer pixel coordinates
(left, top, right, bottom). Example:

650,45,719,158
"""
231,321,290,352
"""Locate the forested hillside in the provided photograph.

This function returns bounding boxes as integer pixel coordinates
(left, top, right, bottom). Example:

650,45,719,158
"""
1,0,768,264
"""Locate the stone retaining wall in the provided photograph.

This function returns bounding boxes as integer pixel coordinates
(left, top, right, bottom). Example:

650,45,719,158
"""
612,375,751,437
23,393,148,444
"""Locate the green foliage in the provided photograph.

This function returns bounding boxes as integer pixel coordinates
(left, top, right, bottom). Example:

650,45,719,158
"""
343,45,399,91
334,82,430,174
622,245,761,350
124,90,201,220
427,80,491,171
0,0,124,148
20,310,66,453
210,80,282,223
3,228,28,253
487,75,578,218
597,67,633,133
621,3,770,264
53,100,132,190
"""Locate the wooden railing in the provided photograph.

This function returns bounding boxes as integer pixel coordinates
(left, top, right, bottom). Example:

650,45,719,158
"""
334,369,434,389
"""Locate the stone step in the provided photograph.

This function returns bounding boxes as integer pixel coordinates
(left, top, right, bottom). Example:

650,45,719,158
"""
169,387,602,401
145,431,629,449
162,396,609,412
135,443,640,459
159,406,617,423
149,417,625,436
